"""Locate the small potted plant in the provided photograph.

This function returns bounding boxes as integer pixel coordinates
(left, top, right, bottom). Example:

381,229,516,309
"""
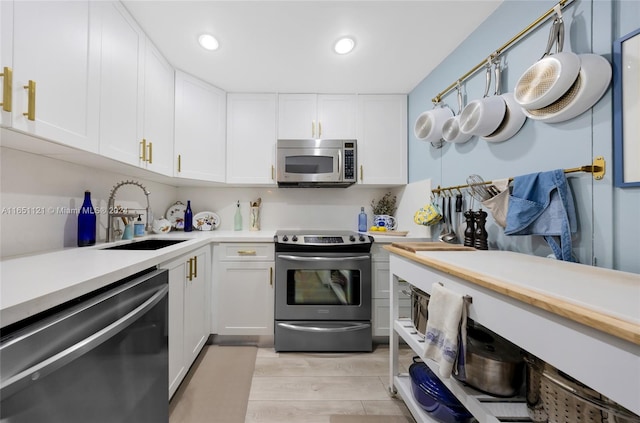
370,192,397,231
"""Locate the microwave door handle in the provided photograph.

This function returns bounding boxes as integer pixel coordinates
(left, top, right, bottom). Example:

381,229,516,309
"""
337,149,341,178
278,255,370,262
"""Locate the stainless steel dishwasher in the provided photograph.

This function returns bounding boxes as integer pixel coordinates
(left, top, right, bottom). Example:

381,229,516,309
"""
0,268,169,423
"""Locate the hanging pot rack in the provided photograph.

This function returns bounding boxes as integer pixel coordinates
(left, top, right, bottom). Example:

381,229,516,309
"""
431,0,575,104
431,157,605,195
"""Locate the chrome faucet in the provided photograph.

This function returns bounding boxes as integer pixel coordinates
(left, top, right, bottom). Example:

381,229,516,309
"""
107,180,152,242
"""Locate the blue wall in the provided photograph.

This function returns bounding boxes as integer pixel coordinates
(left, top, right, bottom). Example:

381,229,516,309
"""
408,0,640,273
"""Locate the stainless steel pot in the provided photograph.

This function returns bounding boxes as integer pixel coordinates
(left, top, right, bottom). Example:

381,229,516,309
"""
456,322,524,397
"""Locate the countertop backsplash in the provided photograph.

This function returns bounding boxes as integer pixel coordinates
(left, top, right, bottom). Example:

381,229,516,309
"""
1,147,431,258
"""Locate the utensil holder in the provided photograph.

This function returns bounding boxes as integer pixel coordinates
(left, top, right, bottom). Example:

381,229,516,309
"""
249,207,260,231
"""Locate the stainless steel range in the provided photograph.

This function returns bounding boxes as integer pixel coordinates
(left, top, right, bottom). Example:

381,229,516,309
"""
274,230,373,352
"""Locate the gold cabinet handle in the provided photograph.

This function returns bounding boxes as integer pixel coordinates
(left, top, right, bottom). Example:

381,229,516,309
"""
311,120,315,138
269,266,273,287
187,257,193,281
177,154,182,172
147,142,153,164
318,121,322,137
193,255,197,278
360,165,363,182
140,139,147,162
1,67,12,112
23,80,36,121
237,250,256,256
271,165,274,180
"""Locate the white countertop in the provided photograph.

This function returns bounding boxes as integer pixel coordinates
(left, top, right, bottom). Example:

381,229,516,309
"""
385,245,640,345
0,230,273,327
1,230,428,328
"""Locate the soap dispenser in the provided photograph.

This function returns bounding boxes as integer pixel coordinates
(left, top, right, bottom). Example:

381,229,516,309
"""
234,201,242,231
134,214,145,237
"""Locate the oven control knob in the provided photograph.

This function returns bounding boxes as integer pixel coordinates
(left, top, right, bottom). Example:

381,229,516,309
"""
282,235,288,242
292,236,298,242
359,235,366,242
349,235,356,242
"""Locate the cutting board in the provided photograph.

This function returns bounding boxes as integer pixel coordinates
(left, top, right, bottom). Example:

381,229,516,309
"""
394,179,432,237
390,242,476,252
367,231,409,236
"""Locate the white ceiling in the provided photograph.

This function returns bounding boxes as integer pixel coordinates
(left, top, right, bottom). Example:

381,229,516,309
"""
123,1,503,94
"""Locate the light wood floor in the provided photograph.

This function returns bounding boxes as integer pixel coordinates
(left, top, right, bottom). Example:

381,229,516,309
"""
244,344,416,423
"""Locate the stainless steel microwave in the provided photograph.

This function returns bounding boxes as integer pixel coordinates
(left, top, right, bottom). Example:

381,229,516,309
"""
276,139,357,187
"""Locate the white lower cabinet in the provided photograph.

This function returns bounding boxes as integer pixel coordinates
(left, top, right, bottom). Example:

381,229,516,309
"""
371,244,410,337
162,245,211,399
213,243,274,335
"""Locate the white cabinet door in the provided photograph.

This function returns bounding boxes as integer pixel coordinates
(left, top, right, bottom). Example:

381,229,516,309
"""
162,245,210,399
174,71,226,181
184,247,210,365
216,261,274,335
226,93,277,184
166,259,186,399
141,41,174,176
277,94,316,139
6,0,99,151
278,94,356,139
96,1,144,165
1,1,14,128
317,94,357,139
357,95,407,185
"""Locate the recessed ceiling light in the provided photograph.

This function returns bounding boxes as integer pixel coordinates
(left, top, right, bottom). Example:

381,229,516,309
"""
334,36,355,55
198,34,219,51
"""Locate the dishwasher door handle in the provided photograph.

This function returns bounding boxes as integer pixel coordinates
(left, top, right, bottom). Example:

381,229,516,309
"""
278,255,370,262
0,284,168,399
277,322,370,333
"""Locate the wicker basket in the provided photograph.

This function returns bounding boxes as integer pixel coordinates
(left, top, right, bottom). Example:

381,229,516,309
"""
524,354,640,423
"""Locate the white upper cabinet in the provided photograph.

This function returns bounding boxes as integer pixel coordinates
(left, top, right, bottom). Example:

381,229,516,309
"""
140,41,174,176
94,1,144,167
278,94,356,139
357,95,407,185
2,0,99,151
174,71,226,182
226,93,277,185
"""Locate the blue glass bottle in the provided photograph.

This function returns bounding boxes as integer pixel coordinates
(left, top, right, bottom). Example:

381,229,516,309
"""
184,200,193,232
358,206,368,232
77,191,96,247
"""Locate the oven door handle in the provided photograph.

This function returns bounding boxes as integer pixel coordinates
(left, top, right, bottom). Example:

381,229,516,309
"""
278,255,370,262
0,284,168,399
277,322,370,333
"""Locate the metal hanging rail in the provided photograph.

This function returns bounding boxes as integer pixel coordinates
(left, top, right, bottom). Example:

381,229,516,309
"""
431,0,575,104
431,157,605,195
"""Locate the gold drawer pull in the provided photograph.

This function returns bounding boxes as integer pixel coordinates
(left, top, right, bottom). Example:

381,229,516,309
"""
140,139,147,161
23,80,36,121
1,66,12,112
147,142,153,164
237,250,257,256
193,255,197,278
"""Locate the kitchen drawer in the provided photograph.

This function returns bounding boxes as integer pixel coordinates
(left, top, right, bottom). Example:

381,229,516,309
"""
216,243,275,261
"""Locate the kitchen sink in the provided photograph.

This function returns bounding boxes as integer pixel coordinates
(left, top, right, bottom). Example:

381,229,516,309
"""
101,239,189,251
